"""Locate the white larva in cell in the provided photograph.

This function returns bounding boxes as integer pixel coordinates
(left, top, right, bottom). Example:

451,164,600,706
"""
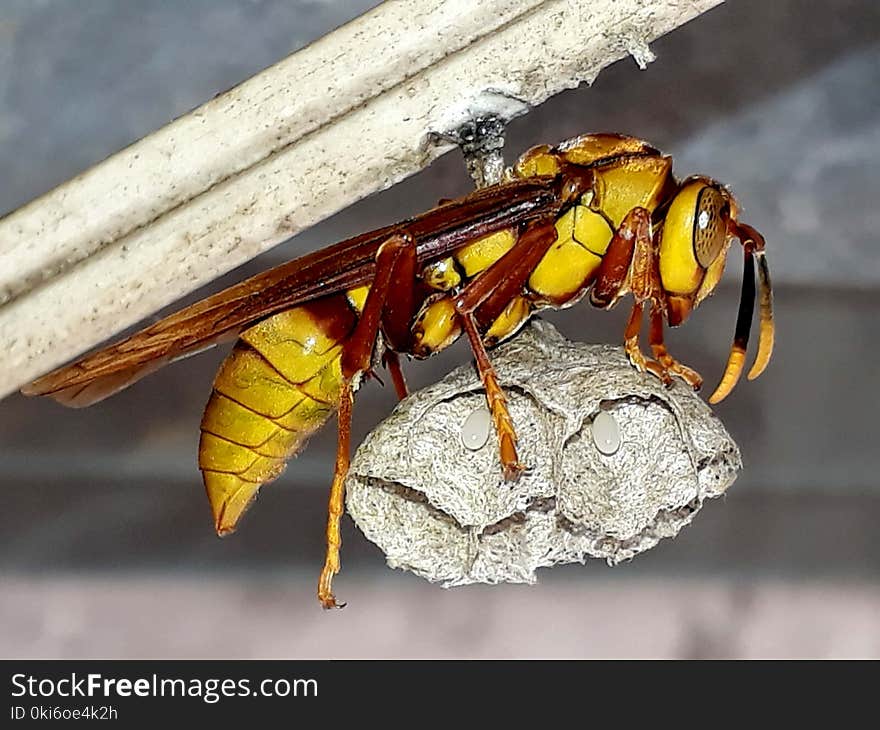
591,410,621,455
460,407,491,451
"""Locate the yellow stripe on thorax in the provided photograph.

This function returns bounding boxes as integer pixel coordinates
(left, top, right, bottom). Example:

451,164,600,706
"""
528,204,610,304
453,228,516,277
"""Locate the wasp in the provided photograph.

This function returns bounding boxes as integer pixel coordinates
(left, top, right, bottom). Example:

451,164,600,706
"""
22,133,775,608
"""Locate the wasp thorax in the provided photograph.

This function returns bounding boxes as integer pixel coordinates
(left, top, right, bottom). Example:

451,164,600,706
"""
512,144,560,178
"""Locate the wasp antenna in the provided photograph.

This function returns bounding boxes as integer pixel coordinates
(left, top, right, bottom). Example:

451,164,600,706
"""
709,245,756,404
731,222,774,381
748,248,774,380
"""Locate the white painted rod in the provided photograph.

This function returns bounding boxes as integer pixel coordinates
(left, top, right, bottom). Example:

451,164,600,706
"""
0,0,722,399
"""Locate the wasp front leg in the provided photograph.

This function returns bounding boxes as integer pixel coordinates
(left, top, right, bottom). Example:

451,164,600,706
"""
318,233,418,609
591,207,701,389
622,301,671,385
649,306,702,390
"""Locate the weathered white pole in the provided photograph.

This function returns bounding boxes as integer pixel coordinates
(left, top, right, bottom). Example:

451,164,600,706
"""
0,0,723,399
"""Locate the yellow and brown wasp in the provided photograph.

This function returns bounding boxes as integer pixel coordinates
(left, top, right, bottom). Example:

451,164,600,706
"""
22,133,775,608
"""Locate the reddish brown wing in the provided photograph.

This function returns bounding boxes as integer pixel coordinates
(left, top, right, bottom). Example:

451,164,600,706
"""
22,178,561,407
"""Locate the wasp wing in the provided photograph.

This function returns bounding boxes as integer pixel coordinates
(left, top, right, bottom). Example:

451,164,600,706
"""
22,179,559,407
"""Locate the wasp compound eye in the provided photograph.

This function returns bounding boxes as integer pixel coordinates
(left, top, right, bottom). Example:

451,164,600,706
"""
591,410,621,456
693,186,728,268
461,406,492,451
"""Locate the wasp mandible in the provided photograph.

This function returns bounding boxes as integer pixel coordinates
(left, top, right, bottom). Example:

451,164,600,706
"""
23,133,775,608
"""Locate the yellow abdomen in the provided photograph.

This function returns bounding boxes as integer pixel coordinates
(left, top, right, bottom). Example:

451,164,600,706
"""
199,295,357,535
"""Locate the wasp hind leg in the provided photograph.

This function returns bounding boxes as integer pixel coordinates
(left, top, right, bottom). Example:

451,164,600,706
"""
318,233,418,609
318,379,354,610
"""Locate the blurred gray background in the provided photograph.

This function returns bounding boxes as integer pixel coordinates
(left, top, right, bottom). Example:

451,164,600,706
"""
1,0,878,658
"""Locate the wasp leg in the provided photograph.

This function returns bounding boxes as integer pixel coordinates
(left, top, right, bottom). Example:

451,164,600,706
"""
459,313,524,480
624,301,671,384
592,207,690,386
456,219,560,326
318,379,353,610
318,233,417,610
454,219,561,480
649,305,702,389
382,350,409,400
376,221,418,403
590,208,647,310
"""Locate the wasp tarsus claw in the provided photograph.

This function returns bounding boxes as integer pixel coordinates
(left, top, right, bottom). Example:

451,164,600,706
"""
320,596,346,610
503,462,526,482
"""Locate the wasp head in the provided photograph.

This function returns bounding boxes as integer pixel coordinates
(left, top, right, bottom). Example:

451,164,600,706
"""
658,177,774,402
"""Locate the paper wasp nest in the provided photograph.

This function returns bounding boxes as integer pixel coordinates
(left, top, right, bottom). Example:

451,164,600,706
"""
346,320,741,586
